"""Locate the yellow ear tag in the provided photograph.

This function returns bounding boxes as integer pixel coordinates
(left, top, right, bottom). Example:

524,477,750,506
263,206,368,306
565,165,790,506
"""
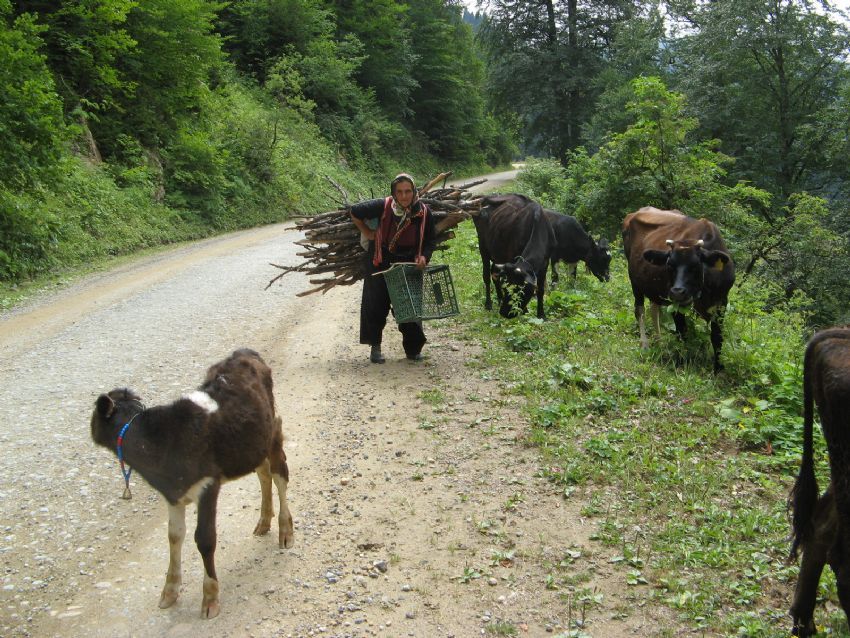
715,260,725,271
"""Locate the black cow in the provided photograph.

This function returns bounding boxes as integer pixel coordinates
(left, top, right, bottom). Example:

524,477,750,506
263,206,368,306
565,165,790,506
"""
789,327,850,637
622,206,735,372
543,210,611,284
473,193,556,319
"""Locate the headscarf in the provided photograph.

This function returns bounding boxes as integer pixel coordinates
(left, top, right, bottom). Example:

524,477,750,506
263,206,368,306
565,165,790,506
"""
390,173,418,217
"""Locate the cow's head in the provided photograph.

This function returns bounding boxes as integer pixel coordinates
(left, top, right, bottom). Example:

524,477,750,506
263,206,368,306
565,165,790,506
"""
492,258,537,318
587,238,612,282
643,239,730,305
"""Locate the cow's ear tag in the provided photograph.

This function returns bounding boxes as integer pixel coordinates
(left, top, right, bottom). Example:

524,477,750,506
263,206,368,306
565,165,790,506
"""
714,260,725,271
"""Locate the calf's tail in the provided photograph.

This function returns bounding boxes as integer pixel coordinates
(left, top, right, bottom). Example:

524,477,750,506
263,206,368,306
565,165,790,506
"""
789,336,821,559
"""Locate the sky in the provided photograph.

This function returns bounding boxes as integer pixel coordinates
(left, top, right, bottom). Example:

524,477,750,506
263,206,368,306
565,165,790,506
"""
459,0,850,22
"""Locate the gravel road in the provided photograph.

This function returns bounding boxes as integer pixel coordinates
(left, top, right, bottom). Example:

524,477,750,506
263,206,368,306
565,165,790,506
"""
0,174,667,638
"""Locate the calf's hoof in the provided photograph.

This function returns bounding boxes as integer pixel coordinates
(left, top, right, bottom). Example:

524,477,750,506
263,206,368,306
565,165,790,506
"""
158,584,180,609
253,519,271,536
202,576,220,618
279,515,295,548
201,598,221,619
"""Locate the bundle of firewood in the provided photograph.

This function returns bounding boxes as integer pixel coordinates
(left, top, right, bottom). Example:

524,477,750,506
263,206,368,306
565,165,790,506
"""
267,172,485,296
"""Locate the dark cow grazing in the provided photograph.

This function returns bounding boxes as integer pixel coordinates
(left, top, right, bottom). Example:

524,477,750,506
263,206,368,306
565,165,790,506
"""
622,207,735,373
473,193,556,319
543,210,612,285
90,348,294,619
789,328,850,637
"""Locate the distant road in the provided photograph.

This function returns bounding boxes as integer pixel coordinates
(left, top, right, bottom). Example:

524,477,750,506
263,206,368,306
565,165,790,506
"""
449,164,523,194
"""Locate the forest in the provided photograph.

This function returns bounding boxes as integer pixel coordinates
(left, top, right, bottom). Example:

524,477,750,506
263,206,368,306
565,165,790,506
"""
2,0,849,327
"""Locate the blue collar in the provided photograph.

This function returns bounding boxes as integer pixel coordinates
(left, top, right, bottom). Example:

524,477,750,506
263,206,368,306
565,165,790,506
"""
116,411,143,499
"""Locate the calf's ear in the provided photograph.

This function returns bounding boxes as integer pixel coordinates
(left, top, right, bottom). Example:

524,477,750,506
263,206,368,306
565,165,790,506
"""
643,249,669,265
523,270,537,287
96,394,116,419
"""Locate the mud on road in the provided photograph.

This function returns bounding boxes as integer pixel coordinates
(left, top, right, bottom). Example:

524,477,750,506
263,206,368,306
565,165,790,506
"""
0,211,667,637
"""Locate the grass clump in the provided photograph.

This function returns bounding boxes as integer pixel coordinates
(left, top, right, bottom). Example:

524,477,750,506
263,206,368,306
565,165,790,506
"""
440,220,842,637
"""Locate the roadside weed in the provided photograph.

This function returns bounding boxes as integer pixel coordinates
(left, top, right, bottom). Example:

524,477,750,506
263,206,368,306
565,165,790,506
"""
441,222,831,637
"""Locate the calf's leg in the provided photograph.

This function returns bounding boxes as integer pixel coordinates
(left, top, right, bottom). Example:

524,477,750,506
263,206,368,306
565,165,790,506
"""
791,490,837,636
253,459,274,536
195,480,221,618
159,503,186,609
270,445,295,549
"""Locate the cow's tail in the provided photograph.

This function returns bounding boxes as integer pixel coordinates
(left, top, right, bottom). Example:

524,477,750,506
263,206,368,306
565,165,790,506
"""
789,334,823,559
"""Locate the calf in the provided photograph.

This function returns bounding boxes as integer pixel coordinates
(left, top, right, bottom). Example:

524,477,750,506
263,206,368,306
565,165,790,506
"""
543,210,611,285
622,206,735,372
473,194,557,318
90,348,294,618
789,328,850,636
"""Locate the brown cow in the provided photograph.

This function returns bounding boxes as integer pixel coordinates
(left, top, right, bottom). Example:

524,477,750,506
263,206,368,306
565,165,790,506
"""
622,207,735,372
789,327,850,636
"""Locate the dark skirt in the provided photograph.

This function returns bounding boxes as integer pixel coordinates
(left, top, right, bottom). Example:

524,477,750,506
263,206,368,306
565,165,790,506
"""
359,244,426,356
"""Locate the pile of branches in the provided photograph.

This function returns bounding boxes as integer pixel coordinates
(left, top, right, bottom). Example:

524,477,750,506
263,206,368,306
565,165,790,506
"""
267,172,485,296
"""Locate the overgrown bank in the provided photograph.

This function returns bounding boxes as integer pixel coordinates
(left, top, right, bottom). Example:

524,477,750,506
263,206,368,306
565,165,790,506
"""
1,1,512,309
439,220,845,637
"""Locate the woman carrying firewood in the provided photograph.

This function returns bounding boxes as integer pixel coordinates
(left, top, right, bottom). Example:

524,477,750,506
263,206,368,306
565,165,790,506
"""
349,173,437,364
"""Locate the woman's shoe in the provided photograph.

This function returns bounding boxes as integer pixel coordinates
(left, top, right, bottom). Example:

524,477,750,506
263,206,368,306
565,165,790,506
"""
370,345,386,364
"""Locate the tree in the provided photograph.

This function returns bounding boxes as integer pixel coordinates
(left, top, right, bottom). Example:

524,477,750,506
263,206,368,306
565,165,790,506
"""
12,0,137,122
217,0,334,84
405,0,487,162
478,0,641,161
669,0,850,201
110,0,224,153
0,0,65,188
581,7,668,151
330,0,418,119
557,77,771,237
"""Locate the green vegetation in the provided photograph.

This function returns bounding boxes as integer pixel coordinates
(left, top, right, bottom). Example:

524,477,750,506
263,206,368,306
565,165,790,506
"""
440,212,844,634
1,0,513,306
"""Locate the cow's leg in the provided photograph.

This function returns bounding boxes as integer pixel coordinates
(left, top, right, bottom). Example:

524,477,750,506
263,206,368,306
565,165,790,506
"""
791,490,837,637
492,269,504,304
483,260,493,310
551,262,559,285
195,479,221,619
269,440,294,549
253,458,273,536
159,503,186,609
710,316,724,373
672,310,687,340
536,268,546,319
831,482,850,632
650,303,663,337
634,297,648,349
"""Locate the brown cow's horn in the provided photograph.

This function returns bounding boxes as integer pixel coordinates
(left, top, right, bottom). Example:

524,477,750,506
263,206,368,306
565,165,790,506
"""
666,239,674,246
696,239,704,247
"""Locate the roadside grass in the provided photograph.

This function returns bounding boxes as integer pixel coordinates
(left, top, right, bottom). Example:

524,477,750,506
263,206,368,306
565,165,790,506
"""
437,221,848,636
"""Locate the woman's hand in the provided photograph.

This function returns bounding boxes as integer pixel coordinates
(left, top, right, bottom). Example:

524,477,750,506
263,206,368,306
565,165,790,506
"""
415,255,428,270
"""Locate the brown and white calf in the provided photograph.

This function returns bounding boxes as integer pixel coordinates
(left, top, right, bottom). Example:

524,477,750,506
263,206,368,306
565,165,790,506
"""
90,348,294,618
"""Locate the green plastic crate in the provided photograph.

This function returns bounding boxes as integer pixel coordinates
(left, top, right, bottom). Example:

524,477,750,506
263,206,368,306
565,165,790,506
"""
380,263,460,324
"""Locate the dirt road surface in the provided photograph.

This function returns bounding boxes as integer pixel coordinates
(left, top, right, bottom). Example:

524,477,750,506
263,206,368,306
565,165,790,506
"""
0,174,667,638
